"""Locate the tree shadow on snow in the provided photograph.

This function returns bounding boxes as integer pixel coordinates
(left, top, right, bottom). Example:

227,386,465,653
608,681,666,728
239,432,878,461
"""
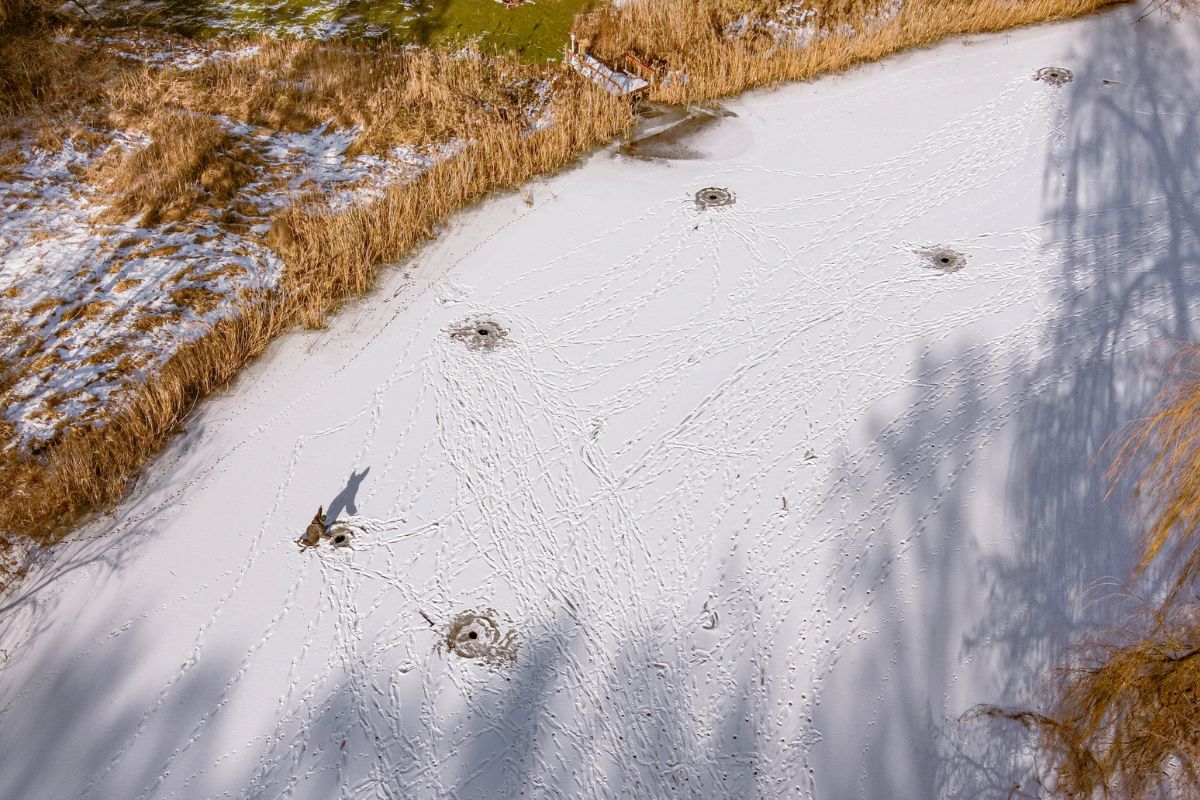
812,7,1200,799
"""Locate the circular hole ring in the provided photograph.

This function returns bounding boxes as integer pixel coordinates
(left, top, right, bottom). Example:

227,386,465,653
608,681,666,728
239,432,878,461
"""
1035,66,1074,86
695,187,735,208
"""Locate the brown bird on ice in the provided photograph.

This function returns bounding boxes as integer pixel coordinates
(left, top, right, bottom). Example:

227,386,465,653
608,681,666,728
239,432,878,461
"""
296,506,328,548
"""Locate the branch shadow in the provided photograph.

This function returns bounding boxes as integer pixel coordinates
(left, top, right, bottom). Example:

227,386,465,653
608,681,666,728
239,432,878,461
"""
813,7,1200,798
0,621,235,800
975,1,1200,704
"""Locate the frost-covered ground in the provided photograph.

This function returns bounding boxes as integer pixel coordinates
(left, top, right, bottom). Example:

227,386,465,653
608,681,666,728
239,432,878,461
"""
2,6,1199,799
0,41,456,446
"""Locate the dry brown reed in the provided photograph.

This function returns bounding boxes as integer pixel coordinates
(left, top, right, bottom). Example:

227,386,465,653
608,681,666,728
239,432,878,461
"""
575,0,1120,106
141,41,549,154
94,110,261,225
0,0,54,31
0,4,127,124
973,603,1200,799
0,0,1122,587
0,60,631,566
1108,346,1200,611
974,341,1200,798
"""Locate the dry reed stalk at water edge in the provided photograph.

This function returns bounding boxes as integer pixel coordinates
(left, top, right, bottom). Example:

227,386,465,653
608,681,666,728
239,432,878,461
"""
973,344,1200,799
576,0,1122,106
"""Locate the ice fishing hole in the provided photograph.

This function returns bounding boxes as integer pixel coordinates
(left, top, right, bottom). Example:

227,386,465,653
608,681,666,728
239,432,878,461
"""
695,186,735,209
915,245,967,274
441,609,518,665
1035,66,1073,87
451,318,509,351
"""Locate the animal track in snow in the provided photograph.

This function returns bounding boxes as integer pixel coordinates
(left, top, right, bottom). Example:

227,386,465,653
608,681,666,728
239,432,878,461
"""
4,34,1190,800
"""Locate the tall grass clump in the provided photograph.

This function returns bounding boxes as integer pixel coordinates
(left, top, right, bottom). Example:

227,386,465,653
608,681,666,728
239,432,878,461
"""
94,110,261,225
0,0,55,31
975,605,1200,800
976,345,1200,799
1109,347,1200,610
575,0,1119,105
0,0,125,122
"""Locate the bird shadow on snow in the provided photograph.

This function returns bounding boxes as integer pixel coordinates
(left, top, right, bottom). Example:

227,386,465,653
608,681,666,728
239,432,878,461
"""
326,466,371,522
811,9,1200,799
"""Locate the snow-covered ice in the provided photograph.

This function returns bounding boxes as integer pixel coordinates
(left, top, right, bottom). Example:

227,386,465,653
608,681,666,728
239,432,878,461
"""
2,6,1199,799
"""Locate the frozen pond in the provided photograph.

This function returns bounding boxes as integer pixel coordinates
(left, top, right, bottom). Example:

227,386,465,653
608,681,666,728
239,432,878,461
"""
2,5,1199,799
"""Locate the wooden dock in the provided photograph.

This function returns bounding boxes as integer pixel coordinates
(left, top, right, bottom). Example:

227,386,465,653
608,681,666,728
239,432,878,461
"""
564,37,650,97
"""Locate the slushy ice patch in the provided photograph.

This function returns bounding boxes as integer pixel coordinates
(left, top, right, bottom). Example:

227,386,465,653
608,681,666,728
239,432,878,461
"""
440,609,519,666
450,318,509,351
915,246,968,274
695,187,735,208
1034,66,1073,86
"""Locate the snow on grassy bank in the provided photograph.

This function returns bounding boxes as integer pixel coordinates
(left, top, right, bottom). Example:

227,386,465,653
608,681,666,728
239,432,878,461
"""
0,126,280,446
0,106,456,448
2,6,1196,799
